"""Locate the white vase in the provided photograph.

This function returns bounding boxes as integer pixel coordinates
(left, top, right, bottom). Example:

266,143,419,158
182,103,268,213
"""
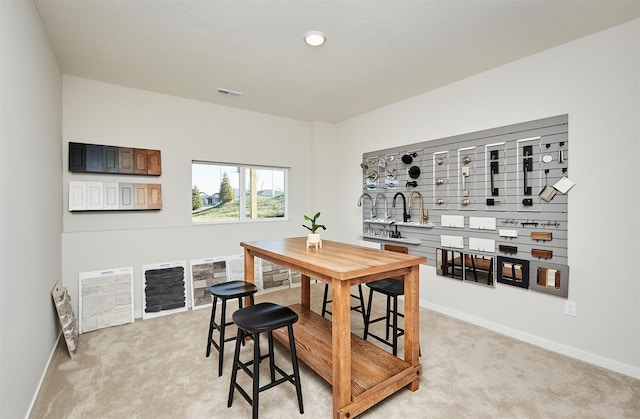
307,233,321,243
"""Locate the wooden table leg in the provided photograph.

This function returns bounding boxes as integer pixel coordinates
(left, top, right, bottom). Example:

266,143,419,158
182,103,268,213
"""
301,274,311,309
404,265,420,391
332,278,351,418
243,249,255,307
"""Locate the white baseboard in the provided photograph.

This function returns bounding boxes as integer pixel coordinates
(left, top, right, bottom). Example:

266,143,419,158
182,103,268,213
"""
422,300,640,380
25,331,61,419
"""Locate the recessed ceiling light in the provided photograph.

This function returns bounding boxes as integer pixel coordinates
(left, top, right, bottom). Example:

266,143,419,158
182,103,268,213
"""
304,31,326,47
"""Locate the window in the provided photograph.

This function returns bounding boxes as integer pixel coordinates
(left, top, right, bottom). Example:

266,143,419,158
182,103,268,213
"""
192,162,287,224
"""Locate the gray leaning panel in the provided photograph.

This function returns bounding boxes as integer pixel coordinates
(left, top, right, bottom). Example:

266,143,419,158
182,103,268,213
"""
360,115,569,275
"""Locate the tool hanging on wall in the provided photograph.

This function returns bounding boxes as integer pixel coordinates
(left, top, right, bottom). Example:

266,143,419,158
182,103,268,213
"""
490,161,499,196
361,115,568,277
532,249,553,259
401,152,417,164
461,166,470,197
539,169,556,202
386,158,398,179
531,232,553,241
523,145,533,196
499,245,518,254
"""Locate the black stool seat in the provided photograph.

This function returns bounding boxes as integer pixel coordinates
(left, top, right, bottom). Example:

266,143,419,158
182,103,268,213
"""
233,302,298,333
210,280,259,298
228,302,303,419
206,280,258,376
367,278,404,296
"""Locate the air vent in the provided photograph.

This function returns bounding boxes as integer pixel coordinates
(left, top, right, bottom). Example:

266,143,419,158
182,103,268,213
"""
217,88,243,97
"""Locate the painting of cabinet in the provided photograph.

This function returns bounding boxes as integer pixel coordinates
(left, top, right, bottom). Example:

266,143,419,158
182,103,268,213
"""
68,181,161,211
148,183,162,209
119,183,134,210
103,146,119,173
85,182,103,210
118,148,133,173
133,149,148,174
69,143,86,172
68,181,87,211
103,182,119,210
147,150,161,175
68,141,162,212
69,142,161,176
133,184,149,209
86,144,103,173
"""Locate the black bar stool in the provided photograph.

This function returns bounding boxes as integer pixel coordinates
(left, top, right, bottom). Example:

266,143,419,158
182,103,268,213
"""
228,302,303,419
363,244,414,357
206,280,259,376
363,278,405,356
321,283,366,324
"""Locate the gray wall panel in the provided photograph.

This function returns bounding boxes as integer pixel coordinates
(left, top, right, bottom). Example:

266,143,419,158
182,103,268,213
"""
361,115,569,292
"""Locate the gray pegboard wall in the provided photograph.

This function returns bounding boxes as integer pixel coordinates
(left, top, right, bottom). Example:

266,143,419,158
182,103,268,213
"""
360,115,570,297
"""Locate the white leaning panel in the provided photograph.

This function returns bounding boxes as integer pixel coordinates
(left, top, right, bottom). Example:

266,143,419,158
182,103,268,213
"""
79,266,134,333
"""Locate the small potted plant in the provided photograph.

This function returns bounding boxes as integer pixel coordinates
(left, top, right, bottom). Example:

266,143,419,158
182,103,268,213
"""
303,212,326,247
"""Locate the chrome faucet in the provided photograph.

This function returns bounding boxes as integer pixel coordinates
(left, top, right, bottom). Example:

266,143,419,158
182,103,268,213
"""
392,192,409,223
407,191,429,224
373,193,390,221
357,193,375,220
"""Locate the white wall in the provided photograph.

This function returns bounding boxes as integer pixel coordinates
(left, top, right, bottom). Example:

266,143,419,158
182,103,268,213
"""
6,11,636,418
329,19,640,378
309,121,339,232
62,76,314,317
0,1,62,417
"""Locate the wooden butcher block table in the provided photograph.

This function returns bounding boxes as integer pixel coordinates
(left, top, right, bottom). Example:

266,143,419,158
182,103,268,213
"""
241,237,426,419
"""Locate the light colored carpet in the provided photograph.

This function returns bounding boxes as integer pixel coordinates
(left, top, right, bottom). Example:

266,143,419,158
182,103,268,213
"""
31,283,639,418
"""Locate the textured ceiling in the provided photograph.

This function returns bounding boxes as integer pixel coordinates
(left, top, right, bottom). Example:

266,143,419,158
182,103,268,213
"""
35,0,639,123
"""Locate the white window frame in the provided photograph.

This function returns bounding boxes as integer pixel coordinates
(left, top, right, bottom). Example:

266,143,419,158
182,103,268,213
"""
192,161,289,225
